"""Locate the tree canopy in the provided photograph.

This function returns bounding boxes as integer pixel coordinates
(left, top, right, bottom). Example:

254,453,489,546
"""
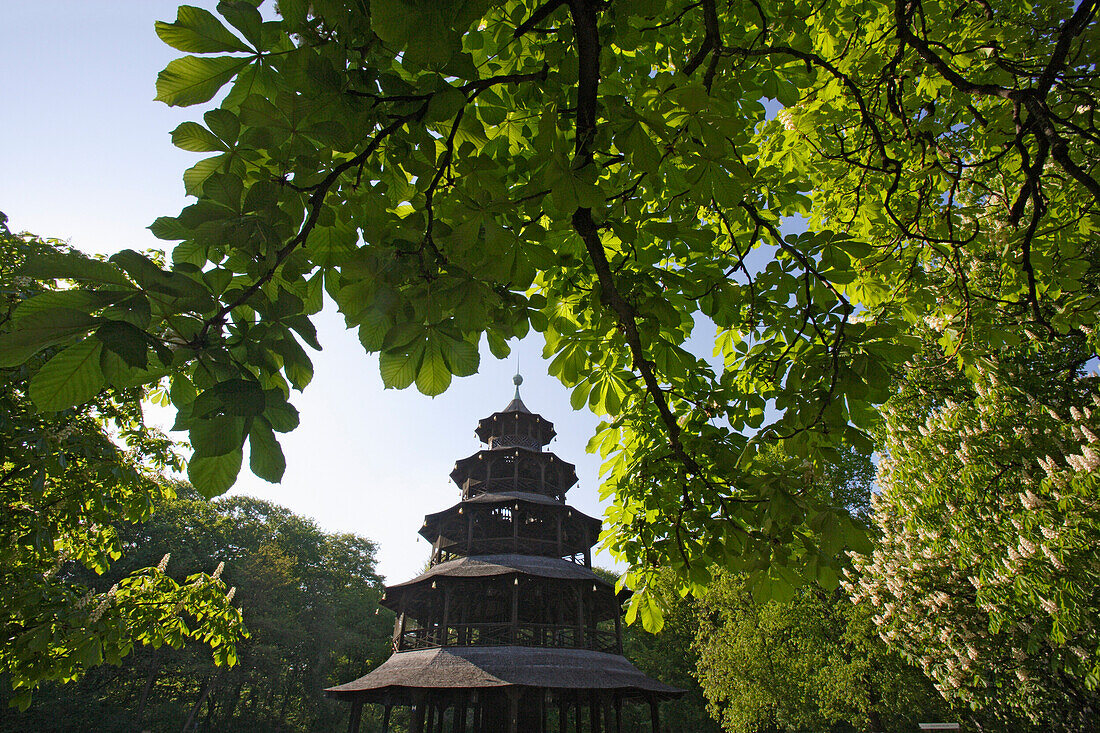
846,337,1100,725
2,486,393,731
0,218,244,708
695,572,951,733
2,0,1098,631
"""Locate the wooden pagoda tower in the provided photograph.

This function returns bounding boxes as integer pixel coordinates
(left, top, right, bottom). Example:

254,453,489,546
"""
326,375,681,732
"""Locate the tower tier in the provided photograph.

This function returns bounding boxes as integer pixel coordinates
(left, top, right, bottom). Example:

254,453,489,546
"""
421,493,601,565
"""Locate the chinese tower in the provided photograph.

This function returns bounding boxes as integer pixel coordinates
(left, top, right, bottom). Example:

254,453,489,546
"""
326,375,681,732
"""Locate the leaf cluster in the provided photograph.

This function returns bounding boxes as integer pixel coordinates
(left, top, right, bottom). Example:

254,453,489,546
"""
0,218,245,709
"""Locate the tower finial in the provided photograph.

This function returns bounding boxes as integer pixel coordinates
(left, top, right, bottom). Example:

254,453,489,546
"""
512,371,523,400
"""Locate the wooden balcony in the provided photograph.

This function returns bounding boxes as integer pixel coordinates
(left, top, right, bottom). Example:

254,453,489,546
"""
397,623,621,655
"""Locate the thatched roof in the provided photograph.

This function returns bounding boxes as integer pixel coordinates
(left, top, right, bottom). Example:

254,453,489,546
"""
324,646,683,703
463,491,566,507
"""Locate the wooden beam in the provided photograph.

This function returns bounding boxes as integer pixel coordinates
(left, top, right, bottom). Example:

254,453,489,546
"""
508,690,520,733
511,579,520,643
556,513,563,556
346,701,363,733
442,585,451,646
456,697,467,733
576,586,586,648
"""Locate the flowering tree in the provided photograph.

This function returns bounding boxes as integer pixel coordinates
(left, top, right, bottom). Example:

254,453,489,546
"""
846,342,1100,726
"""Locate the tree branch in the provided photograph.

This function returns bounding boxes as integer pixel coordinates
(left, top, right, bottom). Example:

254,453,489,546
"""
567,0,705,493
514,0,567,38
195,115,409,347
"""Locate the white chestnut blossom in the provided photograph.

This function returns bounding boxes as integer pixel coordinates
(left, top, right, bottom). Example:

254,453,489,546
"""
848,364,1100,714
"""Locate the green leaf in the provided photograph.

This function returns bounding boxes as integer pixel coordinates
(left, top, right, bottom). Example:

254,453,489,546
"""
99,350,170,390
486,331,511,359
379,341,426,390
94,321,149,369
188,449,244,497
425,85,467,123
638,590,665,633
212,378,267,416
415,343,452,396
108,250,214,307
155,55,253,107
29,339,106,412
357,309,392,352
204,108,240,144
0,309,100,367
286,315,321,351
183,156,229,197
438,335,479,377
190,415,247,456
20,251,131,286
305,222,358,267
570,380,592,410
248,418,286,482
171,121,228,152
217,1,264,49
370,0,418,45
272,334,314,391
263,396,299,432
149,216,193,241
14,290,130,321
155,5,251,53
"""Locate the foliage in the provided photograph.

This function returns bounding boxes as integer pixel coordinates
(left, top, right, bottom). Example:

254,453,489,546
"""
0,217,244,709
3,0,1099,634
604,566,723,733
0,486,393,732
846,339,1100,728
694,571,953,733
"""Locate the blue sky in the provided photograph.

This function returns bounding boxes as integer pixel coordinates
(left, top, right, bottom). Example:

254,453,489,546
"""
0,0,615,582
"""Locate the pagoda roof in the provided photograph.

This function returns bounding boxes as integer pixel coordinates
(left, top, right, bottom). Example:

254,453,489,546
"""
385,555,608,597
324,646,683,701
474,411,556,446
461,491,566,506
419,494,601,545
502,396,530,414
450,447,577,491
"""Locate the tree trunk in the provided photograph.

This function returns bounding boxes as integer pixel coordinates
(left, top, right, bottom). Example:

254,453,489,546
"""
181,676,216,733
278,678,293,726
135,661,161,730
220,679,245,727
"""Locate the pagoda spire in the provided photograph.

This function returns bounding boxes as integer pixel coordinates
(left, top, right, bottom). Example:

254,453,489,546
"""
503,371,530,414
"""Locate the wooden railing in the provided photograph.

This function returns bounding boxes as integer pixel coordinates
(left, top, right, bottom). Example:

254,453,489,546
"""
461,477,565,495
437,536,587,559
398,623,620,654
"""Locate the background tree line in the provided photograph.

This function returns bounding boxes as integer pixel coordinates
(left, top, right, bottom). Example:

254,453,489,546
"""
0,485,393,733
